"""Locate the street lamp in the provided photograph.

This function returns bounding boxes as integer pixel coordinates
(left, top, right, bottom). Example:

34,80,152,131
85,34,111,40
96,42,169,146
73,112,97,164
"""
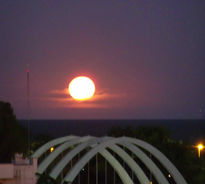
196,143,204,158
50,147,54,153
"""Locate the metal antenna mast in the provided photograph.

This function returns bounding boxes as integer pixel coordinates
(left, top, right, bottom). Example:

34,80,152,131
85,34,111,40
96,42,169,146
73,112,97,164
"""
27,64,31,156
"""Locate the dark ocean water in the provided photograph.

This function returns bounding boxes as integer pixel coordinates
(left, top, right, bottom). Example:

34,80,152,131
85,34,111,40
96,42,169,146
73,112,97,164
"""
20,119,205,143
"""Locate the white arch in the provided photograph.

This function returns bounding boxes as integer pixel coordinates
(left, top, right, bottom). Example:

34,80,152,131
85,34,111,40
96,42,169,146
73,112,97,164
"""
123,137,187,184
50,137,150,184
34,135,188,184
49,137,107,179
100,149,134,184
32,135,78,158
62,137,169,184
62,137,124,183
37,136,93,174
108,144,150,184
63,148,134,184
117,142,169,184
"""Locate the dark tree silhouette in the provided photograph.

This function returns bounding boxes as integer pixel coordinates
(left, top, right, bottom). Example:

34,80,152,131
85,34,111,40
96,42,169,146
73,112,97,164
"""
0,101,27,162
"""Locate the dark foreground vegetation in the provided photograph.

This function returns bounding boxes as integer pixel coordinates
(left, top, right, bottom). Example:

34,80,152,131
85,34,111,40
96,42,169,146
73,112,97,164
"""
0,101,27,162
0,101,204,183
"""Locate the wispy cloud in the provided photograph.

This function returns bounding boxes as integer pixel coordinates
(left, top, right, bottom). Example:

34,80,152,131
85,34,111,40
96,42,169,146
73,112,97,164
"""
49,88,68,95
44,88,126,109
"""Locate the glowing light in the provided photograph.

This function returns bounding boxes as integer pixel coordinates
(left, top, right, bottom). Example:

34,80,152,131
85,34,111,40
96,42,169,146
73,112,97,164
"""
196,143,204,158
50,147,54,153
198,144,204,150
68,76,95,101
168,174,171,178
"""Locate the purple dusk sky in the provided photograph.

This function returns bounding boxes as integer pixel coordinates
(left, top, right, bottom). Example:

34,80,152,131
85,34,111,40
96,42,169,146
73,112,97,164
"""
0,1,204,119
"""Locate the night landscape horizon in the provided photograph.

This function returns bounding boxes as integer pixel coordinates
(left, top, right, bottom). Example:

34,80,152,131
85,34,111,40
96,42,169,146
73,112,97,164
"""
0,1,205,184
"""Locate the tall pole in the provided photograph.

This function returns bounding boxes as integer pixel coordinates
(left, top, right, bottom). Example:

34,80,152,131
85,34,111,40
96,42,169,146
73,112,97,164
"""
131,153,134,180
105,159,107,184
88,161,90,184
149,153,152,184
113,169,116,184
78,153,80,184
26,65,31,157
96,154,98,184
113,153,116,184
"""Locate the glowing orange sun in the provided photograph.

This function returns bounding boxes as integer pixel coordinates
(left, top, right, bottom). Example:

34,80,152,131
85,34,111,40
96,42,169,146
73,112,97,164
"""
68,76,95,101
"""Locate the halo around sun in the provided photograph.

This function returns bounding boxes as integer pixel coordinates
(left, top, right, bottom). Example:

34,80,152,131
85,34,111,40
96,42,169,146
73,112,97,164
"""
68,76,95,101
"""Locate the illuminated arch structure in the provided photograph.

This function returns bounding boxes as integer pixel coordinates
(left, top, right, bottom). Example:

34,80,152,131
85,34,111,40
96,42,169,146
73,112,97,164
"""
32,135,188,184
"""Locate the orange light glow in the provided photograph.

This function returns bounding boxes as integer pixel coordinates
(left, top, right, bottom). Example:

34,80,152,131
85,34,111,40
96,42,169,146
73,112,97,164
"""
196,143,204,158
50,147,54,153
68,76,95,101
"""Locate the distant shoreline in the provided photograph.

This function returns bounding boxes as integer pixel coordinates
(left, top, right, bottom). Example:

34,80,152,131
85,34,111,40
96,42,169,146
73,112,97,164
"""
20,119,205,143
